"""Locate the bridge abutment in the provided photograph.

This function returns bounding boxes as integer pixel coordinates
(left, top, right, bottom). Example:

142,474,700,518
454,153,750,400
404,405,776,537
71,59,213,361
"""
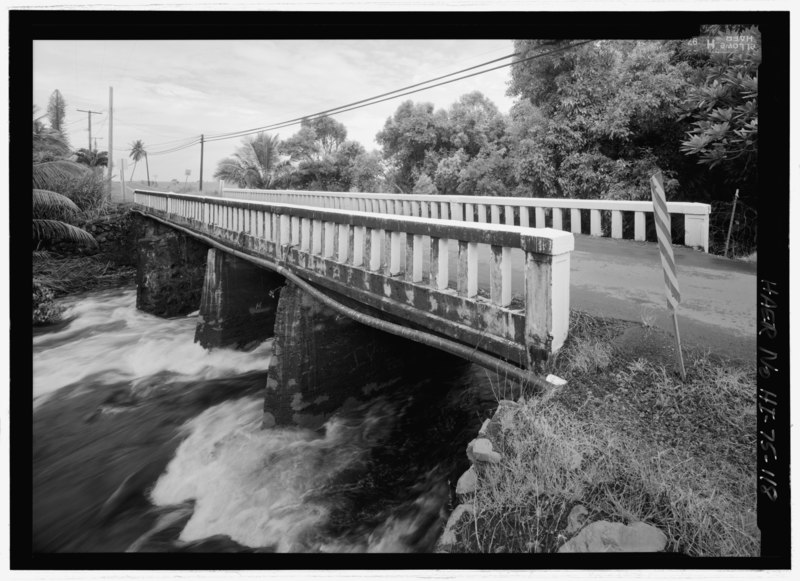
136,220,207,317
264,281,452,429
194,248,284,349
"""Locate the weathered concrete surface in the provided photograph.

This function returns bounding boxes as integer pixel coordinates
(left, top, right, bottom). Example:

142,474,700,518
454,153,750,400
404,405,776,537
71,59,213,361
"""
264,281,457,428
194,248,285,349
136,220,207,317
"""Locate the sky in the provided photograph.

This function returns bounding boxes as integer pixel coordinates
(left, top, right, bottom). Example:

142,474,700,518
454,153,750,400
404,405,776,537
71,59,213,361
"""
33,39,518,185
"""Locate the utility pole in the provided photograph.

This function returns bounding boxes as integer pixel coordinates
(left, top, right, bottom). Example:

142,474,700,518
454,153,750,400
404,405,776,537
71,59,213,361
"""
77,108,102,151
107,87,113,197
120,158,126,202
199,134,204,192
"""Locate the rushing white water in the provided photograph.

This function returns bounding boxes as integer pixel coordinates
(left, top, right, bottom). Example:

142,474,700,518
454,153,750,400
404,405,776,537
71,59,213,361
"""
150,396,356,551
33,289,273,405
33,286,466,553
149,394,445,552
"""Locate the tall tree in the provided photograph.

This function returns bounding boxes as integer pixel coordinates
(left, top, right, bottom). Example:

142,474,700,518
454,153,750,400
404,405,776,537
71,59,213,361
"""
507,39,692,200
280,118,366,191
376,101,450,191
129,140,149,185
214,132,282,189
47,89,67,134
679,26,759,195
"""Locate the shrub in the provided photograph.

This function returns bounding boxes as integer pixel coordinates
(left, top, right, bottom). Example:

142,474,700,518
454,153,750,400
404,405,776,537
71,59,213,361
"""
33,281,63,325
61,172,109,215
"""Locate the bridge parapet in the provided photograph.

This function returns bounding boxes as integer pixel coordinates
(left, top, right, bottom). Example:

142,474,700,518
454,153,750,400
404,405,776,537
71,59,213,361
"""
134,190,573,368
223,188,710,253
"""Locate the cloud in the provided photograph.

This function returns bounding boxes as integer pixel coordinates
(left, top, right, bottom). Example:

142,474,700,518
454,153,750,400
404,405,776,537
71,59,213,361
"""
34,38,516,180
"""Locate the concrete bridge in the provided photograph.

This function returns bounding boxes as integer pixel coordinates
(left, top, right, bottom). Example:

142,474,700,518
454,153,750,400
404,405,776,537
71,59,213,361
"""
219,185,711,253
133,189,578,427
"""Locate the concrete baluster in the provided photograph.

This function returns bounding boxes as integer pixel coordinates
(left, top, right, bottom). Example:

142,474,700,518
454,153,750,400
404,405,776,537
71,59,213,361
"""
491,204,501,224
279,214,291,247
571,208,581,234
388,231,403,276
590,210,602,236
634,212,646,241
520,206,530,228
457,241,479,298
553,208,563,231
490,245,513,307
504,206,515,226
611,210,623,239
291,216,301,246
300,218,311,252
430,236,449,290
405,233,424,283
535,207,546,229
365,228,382,271
312,219,323,255
337,223,349,263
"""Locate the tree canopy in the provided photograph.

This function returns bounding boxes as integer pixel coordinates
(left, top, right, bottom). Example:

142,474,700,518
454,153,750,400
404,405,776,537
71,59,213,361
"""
214,132,283,189
47,89,67,134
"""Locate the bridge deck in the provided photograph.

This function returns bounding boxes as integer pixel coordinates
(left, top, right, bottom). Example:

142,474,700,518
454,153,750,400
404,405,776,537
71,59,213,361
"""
134,190,574,370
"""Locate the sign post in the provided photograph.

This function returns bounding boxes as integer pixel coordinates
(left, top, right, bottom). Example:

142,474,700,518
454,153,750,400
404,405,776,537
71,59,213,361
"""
650,171,686,380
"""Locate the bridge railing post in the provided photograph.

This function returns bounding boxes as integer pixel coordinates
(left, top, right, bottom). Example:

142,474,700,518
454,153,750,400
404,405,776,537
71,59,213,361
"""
683,210,710,252
521,229,575,365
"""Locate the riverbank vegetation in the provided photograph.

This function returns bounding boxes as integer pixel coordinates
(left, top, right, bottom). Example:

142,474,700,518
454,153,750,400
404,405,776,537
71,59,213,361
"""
33,99,133,324
446,312,758,556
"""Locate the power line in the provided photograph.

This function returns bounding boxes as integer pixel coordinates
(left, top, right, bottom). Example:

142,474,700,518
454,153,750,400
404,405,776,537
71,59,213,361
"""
145,40,591,157
203,40,591,145
204,50,521,143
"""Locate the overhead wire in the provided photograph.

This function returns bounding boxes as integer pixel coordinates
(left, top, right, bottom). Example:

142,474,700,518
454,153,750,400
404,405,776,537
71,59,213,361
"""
203,40,591,145
141,40,592,157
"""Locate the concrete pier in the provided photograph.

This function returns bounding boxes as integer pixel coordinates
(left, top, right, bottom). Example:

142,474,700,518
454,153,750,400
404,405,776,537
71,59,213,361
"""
263,282,452,429
135,221,207,317
194,248,285,349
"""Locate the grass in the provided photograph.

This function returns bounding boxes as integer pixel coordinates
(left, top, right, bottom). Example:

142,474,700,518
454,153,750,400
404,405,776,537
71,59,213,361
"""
446,311,758,556
33,254,136,298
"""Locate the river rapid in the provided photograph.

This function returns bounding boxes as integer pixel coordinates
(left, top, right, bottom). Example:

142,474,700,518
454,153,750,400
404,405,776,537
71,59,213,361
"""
32,286,511,553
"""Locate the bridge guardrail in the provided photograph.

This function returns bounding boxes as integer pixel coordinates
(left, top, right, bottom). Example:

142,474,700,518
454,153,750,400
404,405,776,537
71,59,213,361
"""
134,189,574,367
220,186,710,253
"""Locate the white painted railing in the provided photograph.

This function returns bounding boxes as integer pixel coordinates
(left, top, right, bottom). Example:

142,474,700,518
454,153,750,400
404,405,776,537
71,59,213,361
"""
220,187,711,252
134,190,575,364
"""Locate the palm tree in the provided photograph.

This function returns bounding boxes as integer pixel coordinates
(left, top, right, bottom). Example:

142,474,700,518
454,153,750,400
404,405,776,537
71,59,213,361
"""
33,106,71,163
32,109,96,252
129,140,150,185
32,162,96,252
213,133,281,188
74,148,108,169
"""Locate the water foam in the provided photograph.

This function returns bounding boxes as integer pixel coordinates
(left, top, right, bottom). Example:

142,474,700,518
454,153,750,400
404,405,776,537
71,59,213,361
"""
150,396,371,551
33,288,272,403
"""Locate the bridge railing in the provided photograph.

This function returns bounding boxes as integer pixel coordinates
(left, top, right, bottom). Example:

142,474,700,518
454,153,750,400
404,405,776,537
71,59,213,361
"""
134,189,574,366
220,186,711,252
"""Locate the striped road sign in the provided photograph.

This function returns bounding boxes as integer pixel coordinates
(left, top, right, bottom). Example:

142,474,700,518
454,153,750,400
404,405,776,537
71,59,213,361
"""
650,172,681,311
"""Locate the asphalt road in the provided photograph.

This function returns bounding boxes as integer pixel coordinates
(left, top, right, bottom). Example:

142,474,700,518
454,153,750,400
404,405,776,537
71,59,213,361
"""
445,234,756,362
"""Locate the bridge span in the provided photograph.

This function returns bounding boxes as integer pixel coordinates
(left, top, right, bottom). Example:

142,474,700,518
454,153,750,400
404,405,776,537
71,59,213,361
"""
133,189,573,427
